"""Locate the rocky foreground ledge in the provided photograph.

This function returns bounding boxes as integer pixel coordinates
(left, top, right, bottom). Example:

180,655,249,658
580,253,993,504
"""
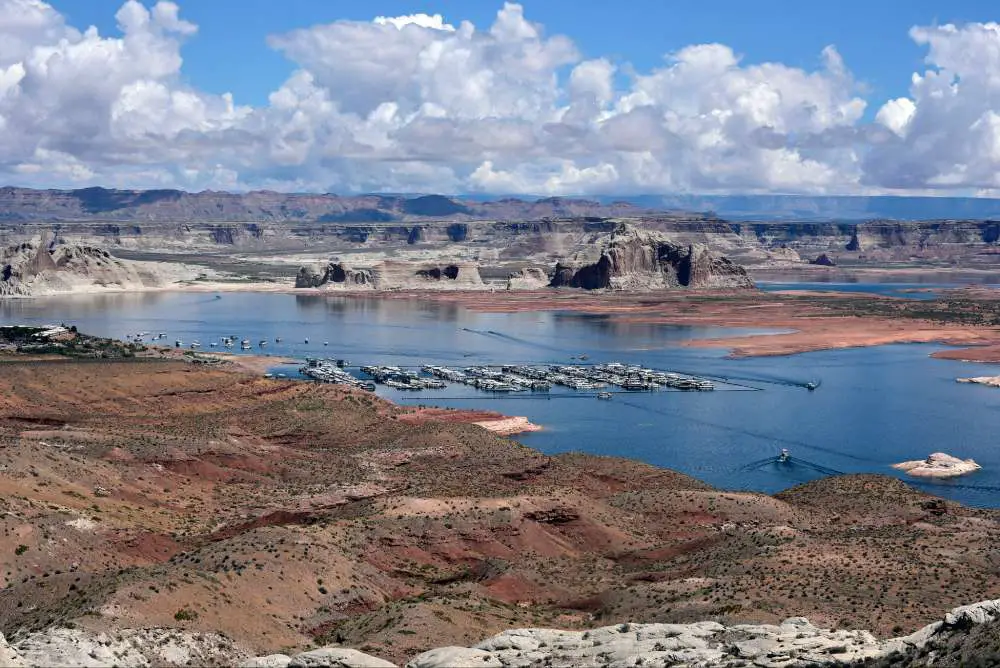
3,599,1000,667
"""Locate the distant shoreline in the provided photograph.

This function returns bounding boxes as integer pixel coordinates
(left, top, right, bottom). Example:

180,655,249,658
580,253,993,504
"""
7,279,1000,364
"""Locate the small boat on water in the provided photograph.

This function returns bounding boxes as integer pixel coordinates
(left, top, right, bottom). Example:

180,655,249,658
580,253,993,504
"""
778,448,790,463
190,341,201,349
304,338,310,344
597,391,612,400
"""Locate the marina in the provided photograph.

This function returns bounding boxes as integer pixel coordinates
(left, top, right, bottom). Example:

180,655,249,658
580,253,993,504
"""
6,291,1000,508
300,359,375,391
300,359,720,394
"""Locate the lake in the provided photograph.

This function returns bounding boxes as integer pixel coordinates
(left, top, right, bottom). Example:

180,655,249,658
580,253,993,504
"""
4,290,1000,508
756,281,957,300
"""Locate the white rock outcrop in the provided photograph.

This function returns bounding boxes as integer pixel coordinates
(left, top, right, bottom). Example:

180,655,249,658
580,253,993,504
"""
397,598,1000,667
8,598,1000,667
892,452,982,478
956,375,1000,387
295,259,483,291
0,633,28,667
9,628,248,667
505,267,550,290
242,655,293,667
287,647,397,667
0,236,209,297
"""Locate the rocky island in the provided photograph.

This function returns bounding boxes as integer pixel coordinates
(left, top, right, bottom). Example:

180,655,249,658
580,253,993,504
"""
892,453,982,478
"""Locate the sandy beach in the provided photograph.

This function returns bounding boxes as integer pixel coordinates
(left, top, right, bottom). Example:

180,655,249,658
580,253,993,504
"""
396,406,542,435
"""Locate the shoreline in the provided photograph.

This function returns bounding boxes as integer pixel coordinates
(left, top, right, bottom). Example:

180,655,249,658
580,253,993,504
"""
341,288,1000,362
396,407,542,436
7,280,1000,363
152,349,547,436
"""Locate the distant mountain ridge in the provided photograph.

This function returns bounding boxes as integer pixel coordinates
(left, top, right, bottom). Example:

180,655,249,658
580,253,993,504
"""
6,186,1000,222
618,194,1000,221
0,187,654,223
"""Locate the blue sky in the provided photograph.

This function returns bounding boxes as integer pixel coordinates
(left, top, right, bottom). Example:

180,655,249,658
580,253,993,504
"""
5,0,1000,194
46,0,985,111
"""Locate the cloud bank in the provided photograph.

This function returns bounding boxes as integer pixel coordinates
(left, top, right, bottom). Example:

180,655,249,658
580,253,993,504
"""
0,0,998,195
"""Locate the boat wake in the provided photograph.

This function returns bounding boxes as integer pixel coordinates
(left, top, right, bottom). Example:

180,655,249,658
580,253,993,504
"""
461,327,566,353
616,399,880,464
741,455,844,476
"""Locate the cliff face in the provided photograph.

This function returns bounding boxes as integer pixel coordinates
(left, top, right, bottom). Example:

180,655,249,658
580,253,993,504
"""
4,188,1000,272
0,235,207,296
3,217,1000,268
0,237,168,296
295,263,375,289
296,260,483,291
549,225,753,290
505,267,550,290
847,220,1000,252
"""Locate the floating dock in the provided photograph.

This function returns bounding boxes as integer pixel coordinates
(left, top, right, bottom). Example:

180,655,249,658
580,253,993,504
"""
300,360,717,394
300,359,375,391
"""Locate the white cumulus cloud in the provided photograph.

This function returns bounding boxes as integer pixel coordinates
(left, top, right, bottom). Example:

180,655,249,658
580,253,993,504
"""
373,13,454,31
865,22,1000,191
1,1,999,195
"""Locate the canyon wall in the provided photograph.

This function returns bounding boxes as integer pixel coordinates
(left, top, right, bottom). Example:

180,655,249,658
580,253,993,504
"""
296,225,752,292
0,236,202,297
548,225,754,290
2,186,1000,270
4,218,1000,266
296,260,484,291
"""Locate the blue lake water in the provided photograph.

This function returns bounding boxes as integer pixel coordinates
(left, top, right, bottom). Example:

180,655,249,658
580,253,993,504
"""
756,281,968,299
4,291,1000,508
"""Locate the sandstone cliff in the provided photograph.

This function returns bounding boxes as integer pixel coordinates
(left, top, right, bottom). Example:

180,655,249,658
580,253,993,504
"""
4,216,1000,271
296,259,483,291
548,224,753,290
505,267,550,290
0,236,207,296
